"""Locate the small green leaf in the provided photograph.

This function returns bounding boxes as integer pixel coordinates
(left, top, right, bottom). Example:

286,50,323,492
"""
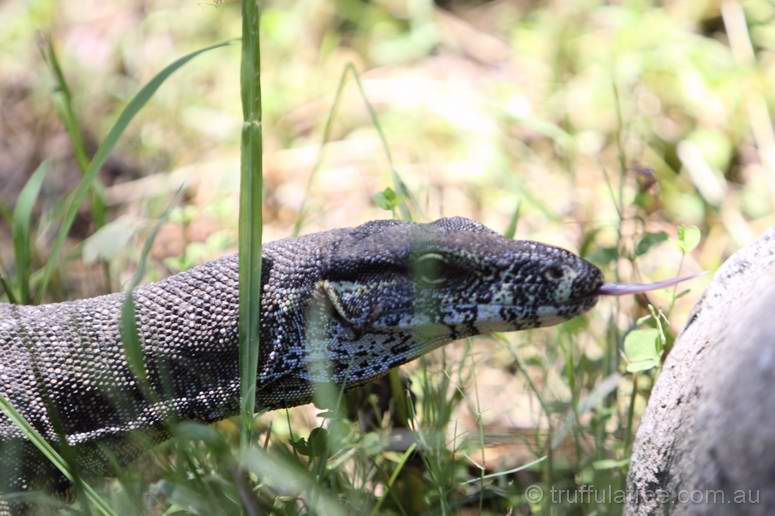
308,427,329,457
624,329,661,373
676,225,701,253
633,191,652,208
635,231,668,257
291,436,310,456
12,162,49,304
587,246,619,267
373,187,400,211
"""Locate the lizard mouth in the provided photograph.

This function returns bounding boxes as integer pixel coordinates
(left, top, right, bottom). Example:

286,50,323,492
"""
322,270,703,334
355,299,601,333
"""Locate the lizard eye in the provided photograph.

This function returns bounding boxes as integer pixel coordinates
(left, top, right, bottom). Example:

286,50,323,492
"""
544,265,565,281
414,253,448,285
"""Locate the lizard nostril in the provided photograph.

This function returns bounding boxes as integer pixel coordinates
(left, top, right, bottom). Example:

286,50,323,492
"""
544,266,565,281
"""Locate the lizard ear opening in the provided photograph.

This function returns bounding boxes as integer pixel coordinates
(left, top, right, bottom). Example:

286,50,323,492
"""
320,280,380,329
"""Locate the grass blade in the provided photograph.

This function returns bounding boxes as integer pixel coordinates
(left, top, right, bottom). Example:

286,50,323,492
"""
36,41,231,304
346,63,419,221
504,200,521,240
0,202,11,227
43,37,89,172
292,62,421,230
0,275,18,305
121,190,183,387
551,373,622,450
0,396,116,516
460,455,547,486
43,36,107,231
369,443,417,516
238,1,263,451
44,36,113,293
12,162,49,305
292,62,352,236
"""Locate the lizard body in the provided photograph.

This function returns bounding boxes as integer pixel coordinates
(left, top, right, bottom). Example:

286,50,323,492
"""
0,217,603,509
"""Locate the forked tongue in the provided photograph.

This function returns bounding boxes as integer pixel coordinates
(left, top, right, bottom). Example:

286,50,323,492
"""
597,271,706,296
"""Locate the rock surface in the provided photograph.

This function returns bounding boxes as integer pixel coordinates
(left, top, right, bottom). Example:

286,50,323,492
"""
626,227,775,515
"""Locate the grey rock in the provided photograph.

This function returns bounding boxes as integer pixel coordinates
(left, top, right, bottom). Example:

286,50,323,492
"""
627,227,775,515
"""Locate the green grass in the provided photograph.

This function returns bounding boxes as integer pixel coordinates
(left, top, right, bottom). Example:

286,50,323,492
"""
0,397,115,516
44,37,107,231
1,0,761,514
238,0,265,454
11,162,48,305
35,41,231,304
121,189,183,389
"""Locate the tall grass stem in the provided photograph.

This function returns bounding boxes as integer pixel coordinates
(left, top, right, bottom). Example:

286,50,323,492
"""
238,0,264,451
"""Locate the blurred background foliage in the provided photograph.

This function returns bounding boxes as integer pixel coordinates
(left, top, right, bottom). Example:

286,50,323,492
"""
1,0,774,514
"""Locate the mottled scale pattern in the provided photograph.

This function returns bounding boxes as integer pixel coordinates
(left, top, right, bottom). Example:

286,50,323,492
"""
0,217,603,513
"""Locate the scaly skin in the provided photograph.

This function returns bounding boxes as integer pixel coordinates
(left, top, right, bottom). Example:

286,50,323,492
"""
0,217,603,510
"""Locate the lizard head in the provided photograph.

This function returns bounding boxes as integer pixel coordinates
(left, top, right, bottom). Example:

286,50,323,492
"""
311,217,604,381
